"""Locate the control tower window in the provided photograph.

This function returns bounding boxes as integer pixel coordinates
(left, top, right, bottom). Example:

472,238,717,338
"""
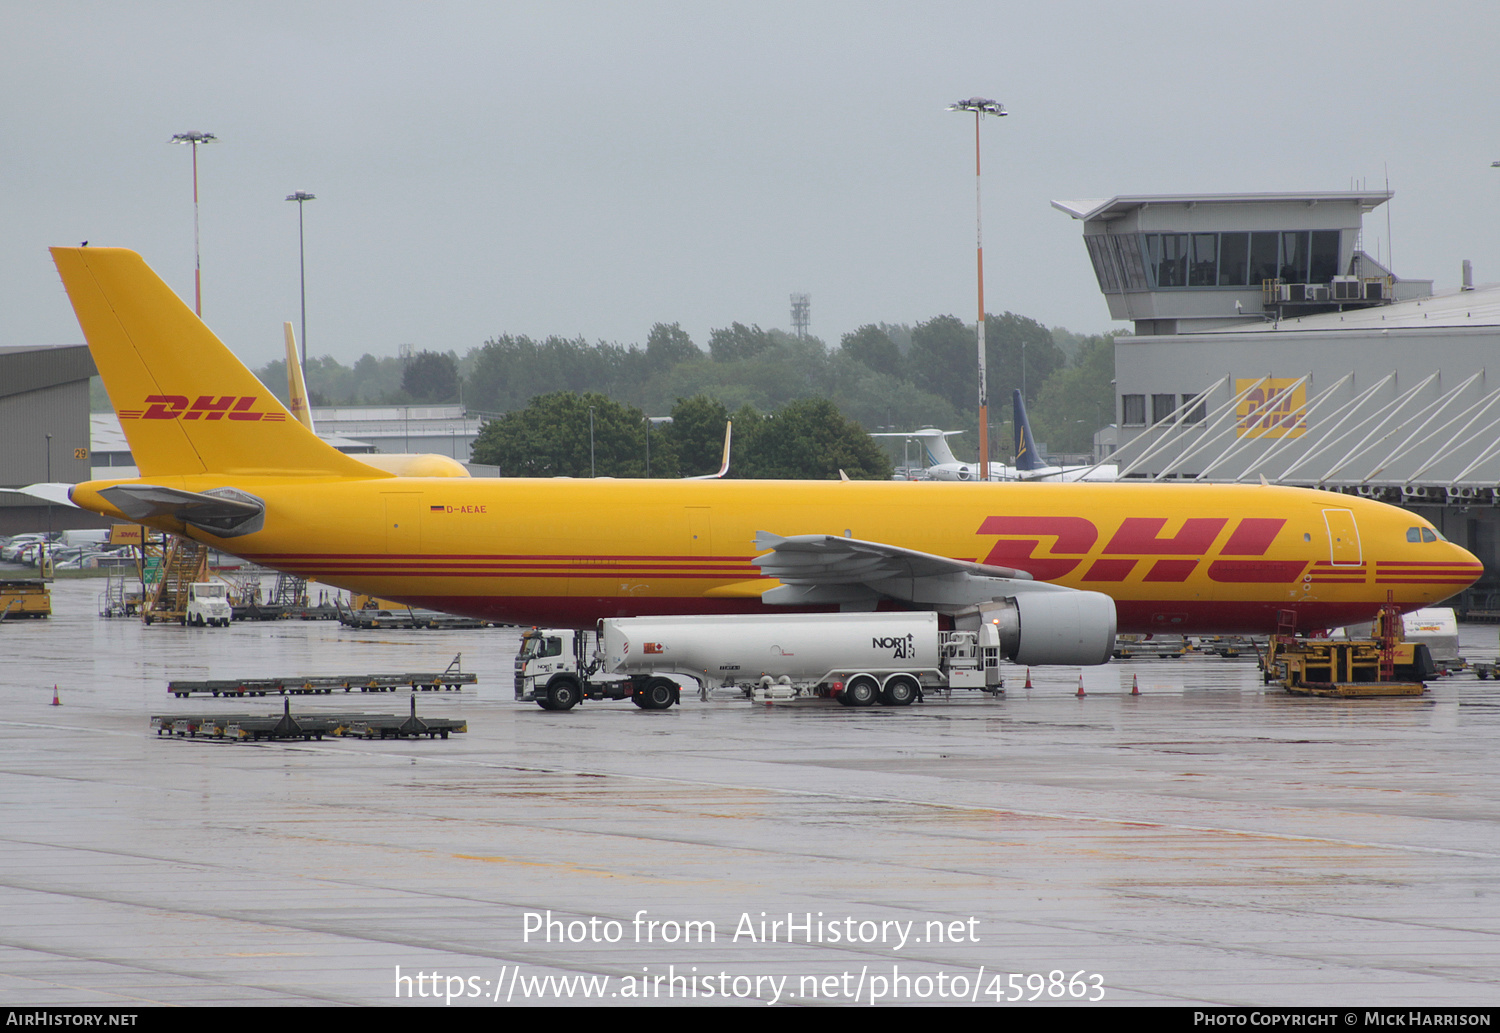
1309,230,1340,282
1218,233,1249,286
1279,231,1309,282
1250,232,1279,284
1189,234,1217,286
1084,235,1149,293
1135,229,1341,289
1145,233,1189,287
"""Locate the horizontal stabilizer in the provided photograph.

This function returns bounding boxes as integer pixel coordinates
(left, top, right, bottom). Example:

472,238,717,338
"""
99,484,265,538
13,483,78,507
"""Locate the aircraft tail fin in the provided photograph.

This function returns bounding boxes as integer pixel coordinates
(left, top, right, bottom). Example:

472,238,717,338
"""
51,247,379,479
870,428,963,467
1012,390,1045,472
283,322,315,433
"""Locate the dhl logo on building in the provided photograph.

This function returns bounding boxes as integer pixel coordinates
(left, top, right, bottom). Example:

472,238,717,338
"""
1235,378,1306,439
118,395,287,422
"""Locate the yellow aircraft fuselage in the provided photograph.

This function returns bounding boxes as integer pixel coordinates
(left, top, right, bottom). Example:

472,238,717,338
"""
51,245,1483,635
70,472,1477,633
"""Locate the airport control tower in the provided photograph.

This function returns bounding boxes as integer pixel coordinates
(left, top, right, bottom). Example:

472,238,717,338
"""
1052,191,1428,336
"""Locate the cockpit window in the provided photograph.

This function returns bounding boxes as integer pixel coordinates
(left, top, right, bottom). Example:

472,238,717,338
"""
1408,526,1444,543
1407,527,1420,542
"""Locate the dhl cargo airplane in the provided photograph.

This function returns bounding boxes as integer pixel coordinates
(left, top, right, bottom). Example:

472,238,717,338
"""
52,247,1482,664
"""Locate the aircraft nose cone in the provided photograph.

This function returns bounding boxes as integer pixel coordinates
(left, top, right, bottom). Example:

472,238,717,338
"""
1449,539,1484,584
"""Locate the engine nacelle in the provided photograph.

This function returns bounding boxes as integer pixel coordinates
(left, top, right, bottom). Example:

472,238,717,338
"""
957,590,1117,666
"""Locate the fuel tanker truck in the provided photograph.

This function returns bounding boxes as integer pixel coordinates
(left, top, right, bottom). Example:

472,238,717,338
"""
514,595,1116,710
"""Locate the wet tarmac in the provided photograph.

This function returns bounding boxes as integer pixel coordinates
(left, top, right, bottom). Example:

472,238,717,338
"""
2,579,1497,1007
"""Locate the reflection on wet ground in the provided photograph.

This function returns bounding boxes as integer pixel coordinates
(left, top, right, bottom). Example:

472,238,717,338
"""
1,580,1496,1006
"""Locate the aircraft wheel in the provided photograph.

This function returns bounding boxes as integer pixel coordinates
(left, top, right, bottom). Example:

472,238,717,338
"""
843,675,878,708
880,675,919,707
545,678,580,711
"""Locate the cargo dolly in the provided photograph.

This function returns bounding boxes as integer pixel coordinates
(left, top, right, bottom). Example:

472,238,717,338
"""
167,653,477,697
152,697,467,741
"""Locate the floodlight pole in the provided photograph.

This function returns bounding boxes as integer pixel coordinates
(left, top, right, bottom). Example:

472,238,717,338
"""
285,192,316,370
948,98,1006,481
170,131,217,316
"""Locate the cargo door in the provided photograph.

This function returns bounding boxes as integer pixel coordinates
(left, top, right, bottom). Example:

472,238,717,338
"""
383,492,423,554
686,507,711,558
1323,508,1361,567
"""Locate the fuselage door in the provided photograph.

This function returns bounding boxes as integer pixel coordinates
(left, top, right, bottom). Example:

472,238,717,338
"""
1323,508,1361,567
686,507,711,558
383,492,423,554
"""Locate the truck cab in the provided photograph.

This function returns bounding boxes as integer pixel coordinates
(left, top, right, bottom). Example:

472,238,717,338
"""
514,627,679,711
185,583,232,627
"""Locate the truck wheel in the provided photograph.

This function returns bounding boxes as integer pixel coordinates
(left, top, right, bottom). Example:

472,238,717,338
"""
844,675,878,707
545,678,580,711
640,678,676,710
880,675,918,707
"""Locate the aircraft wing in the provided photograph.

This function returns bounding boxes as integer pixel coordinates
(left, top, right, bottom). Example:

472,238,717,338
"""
98,484,265,538
752,531,1074,609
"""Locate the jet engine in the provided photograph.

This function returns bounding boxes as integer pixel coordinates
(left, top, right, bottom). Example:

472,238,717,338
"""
956,590,1117,666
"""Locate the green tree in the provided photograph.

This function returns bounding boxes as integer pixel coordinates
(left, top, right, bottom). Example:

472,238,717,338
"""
1030,332,1121,454
905,314,974,412
734,398,890,480
646,322,702,370
985,311,1065,406
466,334,634,412
839,324,902,378
401,350,460,403
470,391,676,477
708,322,773,363
665,395,731,477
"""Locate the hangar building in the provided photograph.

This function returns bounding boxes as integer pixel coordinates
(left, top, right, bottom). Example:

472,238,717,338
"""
0,345,100,535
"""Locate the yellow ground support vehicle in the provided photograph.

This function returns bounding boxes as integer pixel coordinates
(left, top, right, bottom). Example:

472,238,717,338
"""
1263,604,1433,697
0,579,52,619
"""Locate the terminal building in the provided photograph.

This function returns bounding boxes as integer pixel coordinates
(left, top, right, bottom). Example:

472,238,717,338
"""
1056,190,1500,607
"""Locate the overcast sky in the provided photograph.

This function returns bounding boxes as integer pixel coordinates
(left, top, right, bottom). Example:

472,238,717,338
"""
6,1,1500,370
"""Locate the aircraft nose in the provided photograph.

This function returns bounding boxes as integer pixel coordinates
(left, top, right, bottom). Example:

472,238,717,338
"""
1448,539,1484,584
1429,537,1486,602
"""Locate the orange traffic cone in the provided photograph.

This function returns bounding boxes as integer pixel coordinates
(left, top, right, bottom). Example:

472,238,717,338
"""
1024,667,1033,689
1131,673,1140,696
51,685,61,706
1076,672,1086,697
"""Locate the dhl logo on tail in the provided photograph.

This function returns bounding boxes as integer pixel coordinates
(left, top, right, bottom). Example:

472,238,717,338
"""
120,395,286,422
